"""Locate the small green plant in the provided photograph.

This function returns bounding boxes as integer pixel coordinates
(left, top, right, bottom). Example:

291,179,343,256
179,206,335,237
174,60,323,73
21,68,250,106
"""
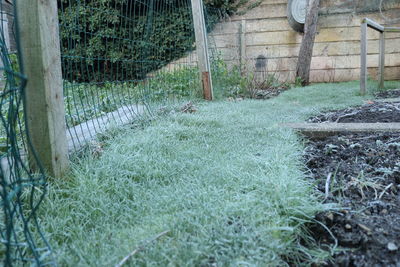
63,66,201,127
9,53,19,74
211,58,249,98
2,53,19,82
294,77,303,88
138,67,201,102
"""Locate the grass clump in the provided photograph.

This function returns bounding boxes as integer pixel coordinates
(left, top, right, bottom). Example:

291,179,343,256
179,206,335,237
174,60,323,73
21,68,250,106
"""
40,80,398,266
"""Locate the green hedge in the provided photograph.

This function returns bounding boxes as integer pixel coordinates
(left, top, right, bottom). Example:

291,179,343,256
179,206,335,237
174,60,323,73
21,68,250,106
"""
58,0,237,83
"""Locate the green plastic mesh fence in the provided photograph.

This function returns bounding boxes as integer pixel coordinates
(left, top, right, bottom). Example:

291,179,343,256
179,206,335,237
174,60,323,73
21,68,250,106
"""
0,0,229,265
58,0,213,152
0,1,55,266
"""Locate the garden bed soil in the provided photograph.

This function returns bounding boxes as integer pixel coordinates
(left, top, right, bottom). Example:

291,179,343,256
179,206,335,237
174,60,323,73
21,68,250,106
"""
308,101,400,123
375,89,400,99
303,95,400,266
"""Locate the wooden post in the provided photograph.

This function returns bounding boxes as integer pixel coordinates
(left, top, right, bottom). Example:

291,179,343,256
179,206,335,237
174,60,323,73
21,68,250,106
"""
16,0,69,177
360,21,368,95
378,31,385,89
191,0,213,100
239,19,246,75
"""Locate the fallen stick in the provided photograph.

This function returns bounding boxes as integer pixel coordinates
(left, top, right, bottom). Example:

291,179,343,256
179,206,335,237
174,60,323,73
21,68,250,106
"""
378,183,393,199
115,230,170,267
324,172,332,200
334,110,361,123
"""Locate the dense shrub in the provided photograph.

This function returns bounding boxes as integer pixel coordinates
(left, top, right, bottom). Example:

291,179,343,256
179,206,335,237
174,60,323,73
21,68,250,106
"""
58,0,238,83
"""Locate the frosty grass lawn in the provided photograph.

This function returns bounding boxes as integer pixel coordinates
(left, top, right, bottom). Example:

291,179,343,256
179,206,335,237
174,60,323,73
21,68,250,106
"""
41,81,400,266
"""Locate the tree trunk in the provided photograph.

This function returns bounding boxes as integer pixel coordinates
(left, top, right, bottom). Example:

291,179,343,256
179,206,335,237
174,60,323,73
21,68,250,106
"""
296,0,320,86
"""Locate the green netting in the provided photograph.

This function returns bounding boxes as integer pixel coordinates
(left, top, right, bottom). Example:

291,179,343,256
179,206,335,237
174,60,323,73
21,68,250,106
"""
0,0,233,265
0,1,55,266
58,0,213,151
55,0,400,151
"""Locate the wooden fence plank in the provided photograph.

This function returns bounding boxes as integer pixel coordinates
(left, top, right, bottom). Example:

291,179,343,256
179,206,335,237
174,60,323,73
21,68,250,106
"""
17,0,69,177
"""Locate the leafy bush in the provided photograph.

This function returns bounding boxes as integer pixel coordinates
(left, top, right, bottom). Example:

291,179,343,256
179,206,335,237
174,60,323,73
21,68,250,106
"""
58,0,195,83
57,0,240,83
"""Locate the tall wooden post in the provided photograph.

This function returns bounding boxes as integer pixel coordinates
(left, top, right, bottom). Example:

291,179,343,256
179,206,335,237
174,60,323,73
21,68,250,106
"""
239,19,247,75
191,0,213,100
378,31,385,89
17,0,69,177
360,21,368,95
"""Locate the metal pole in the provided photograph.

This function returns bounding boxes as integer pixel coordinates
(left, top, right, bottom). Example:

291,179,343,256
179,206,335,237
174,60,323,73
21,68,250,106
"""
378,31,385,89
360,21,368,95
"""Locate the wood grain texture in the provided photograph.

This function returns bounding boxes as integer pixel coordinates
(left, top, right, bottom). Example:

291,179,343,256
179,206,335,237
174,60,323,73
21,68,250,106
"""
296,0,321,85
166,0,400,83
17,0,69,177
191,0,213,100
378,32,385,89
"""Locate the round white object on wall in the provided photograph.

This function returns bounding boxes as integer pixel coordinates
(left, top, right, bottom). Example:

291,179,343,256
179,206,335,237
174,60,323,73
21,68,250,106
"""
287,0,308,32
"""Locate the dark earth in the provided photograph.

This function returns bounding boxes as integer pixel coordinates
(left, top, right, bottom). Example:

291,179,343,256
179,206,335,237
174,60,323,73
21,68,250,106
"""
375,88,400,99
308,101,400,123
303,91,400,266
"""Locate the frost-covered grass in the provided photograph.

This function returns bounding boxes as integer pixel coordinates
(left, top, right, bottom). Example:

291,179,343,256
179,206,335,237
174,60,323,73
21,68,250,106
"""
40,80,399,266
